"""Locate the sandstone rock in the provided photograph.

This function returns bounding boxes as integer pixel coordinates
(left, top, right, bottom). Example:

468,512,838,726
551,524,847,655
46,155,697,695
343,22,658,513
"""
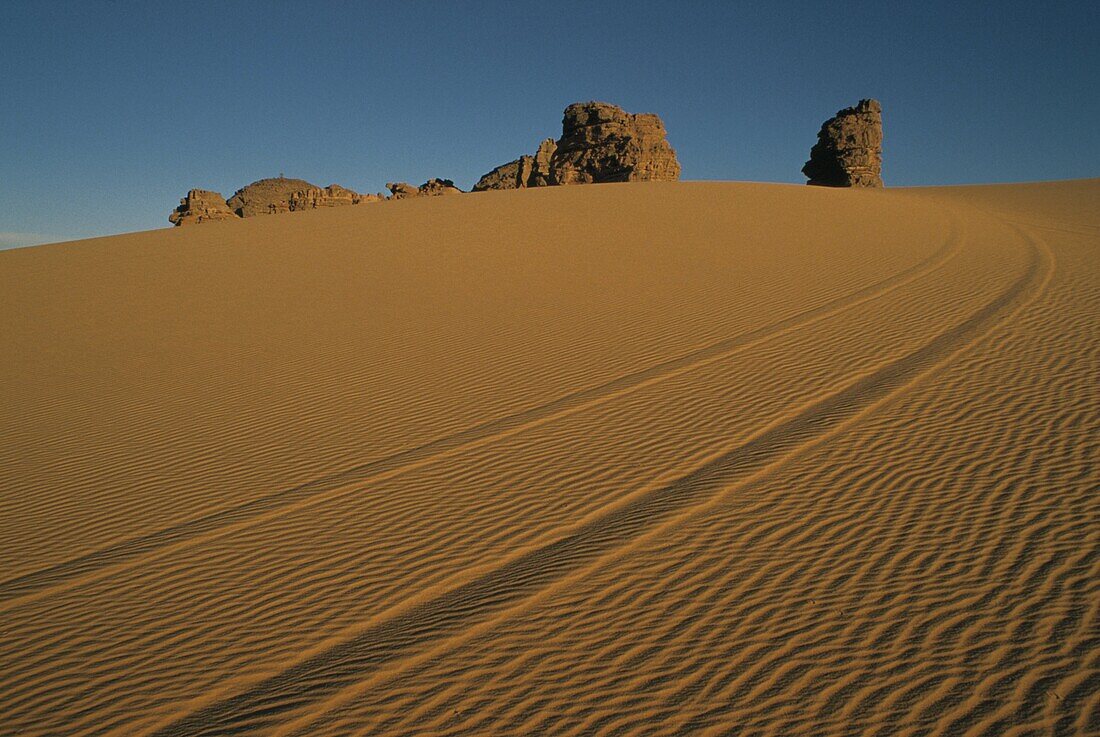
472,156,535,191
386,182,419,199
473,102,680,191
550,102,680,184
177,178,378,224
387,179,464,199
287,184,379,210
226,177,319,217
221,177,380,216
802,99,884,188
472,138,557,192
531,138,557,186
417,178,463,196
168,189,238,226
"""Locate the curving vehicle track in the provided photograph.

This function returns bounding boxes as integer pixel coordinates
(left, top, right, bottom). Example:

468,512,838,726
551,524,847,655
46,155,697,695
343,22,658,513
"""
0,180,1096,736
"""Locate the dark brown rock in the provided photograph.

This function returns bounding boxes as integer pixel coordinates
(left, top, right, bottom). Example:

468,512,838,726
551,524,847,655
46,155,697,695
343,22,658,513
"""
417,178,463,196
472,157,535,191
473,102,680,191
388,179,464,199
530,138,557,186
550,102,680,184
168,189,238,226
386,182,419,199
802,99,884,188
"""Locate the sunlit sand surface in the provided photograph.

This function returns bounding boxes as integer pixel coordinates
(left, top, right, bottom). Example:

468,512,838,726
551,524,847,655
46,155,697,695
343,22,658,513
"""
1,179,1096,735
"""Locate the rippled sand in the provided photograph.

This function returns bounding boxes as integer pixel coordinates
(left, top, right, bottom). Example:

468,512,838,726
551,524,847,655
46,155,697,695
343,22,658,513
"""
1,180,1096,736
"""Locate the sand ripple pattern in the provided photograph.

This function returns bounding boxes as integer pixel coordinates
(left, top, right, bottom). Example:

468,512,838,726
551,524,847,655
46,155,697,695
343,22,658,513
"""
0,181,1096,736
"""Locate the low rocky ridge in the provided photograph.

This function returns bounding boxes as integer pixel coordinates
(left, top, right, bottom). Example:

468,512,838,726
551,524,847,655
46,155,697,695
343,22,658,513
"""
169,189,239,226
169,100,680,224
288,184,381,211
169,177,458,225
387,178,463,199
170,98,887,225
474,139,558,191
473,103,680,191
803,99,884,187
417,178,463,196
225,177,318,217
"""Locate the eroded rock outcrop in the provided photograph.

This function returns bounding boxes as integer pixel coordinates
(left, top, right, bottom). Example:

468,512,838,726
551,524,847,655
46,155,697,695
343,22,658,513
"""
417,178,463,196
473,103,679,191
551,102,680,184
170,101,681,224
472,157,534,191
225,177,319,217
288,184,380,210
168,189,239,226
387,179,464,199
802,99,884,188
171,178,383,225
385,182,419,199
531,138,557,186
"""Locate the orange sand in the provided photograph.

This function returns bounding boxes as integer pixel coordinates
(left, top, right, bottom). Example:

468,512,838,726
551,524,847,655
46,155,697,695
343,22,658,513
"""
0,180,1096,735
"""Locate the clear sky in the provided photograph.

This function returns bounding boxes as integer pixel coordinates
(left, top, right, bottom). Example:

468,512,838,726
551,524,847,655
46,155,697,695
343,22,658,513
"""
1,1,1096,247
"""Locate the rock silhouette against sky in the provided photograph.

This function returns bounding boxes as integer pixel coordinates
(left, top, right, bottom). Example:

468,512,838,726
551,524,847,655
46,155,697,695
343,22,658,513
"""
474,102,681,191
803,99,884,188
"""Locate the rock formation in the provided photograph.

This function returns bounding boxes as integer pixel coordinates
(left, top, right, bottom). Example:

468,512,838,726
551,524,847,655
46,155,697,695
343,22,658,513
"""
417,178,463,196
168,102,681,224
531,138,557,186
802,99,884,188
473,102,680,191
224,177,317,217
387,179,464,199
171,178,383,225
168,189,239,226
551,102,680,184
472,157,534,191
385,182,419,199
172,173,463,225
287,184,380,210
225,177,319,217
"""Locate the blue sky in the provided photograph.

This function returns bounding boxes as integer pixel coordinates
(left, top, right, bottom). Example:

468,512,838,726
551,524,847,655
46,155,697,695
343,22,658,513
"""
1,1,1097,246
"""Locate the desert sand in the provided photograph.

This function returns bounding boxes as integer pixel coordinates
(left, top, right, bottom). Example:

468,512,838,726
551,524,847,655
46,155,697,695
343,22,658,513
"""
0,180,1096,735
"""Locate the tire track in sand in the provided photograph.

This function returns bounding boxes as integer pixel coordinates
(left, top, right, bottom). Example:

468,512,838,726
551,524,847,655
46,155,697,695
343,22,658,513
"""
0,231,960,606
148,227,1044,737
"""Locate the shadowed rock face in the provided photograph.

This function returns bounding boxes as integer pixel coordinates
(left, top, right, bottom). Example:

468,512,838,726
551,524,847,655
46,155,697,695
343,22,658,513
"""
472,157,535,191
417,178,463,196
385,182,419,199
531,138,557,186
387,179,463,199
473,140,558,192
168,189,239,226
473,102,680,191
803,99,884,188
551,102,681,184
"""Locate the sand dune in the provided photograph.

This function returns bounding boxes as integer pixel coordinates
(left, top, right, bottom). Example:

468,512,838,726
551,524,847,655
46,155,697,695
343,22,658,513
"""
0,179,1096,736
